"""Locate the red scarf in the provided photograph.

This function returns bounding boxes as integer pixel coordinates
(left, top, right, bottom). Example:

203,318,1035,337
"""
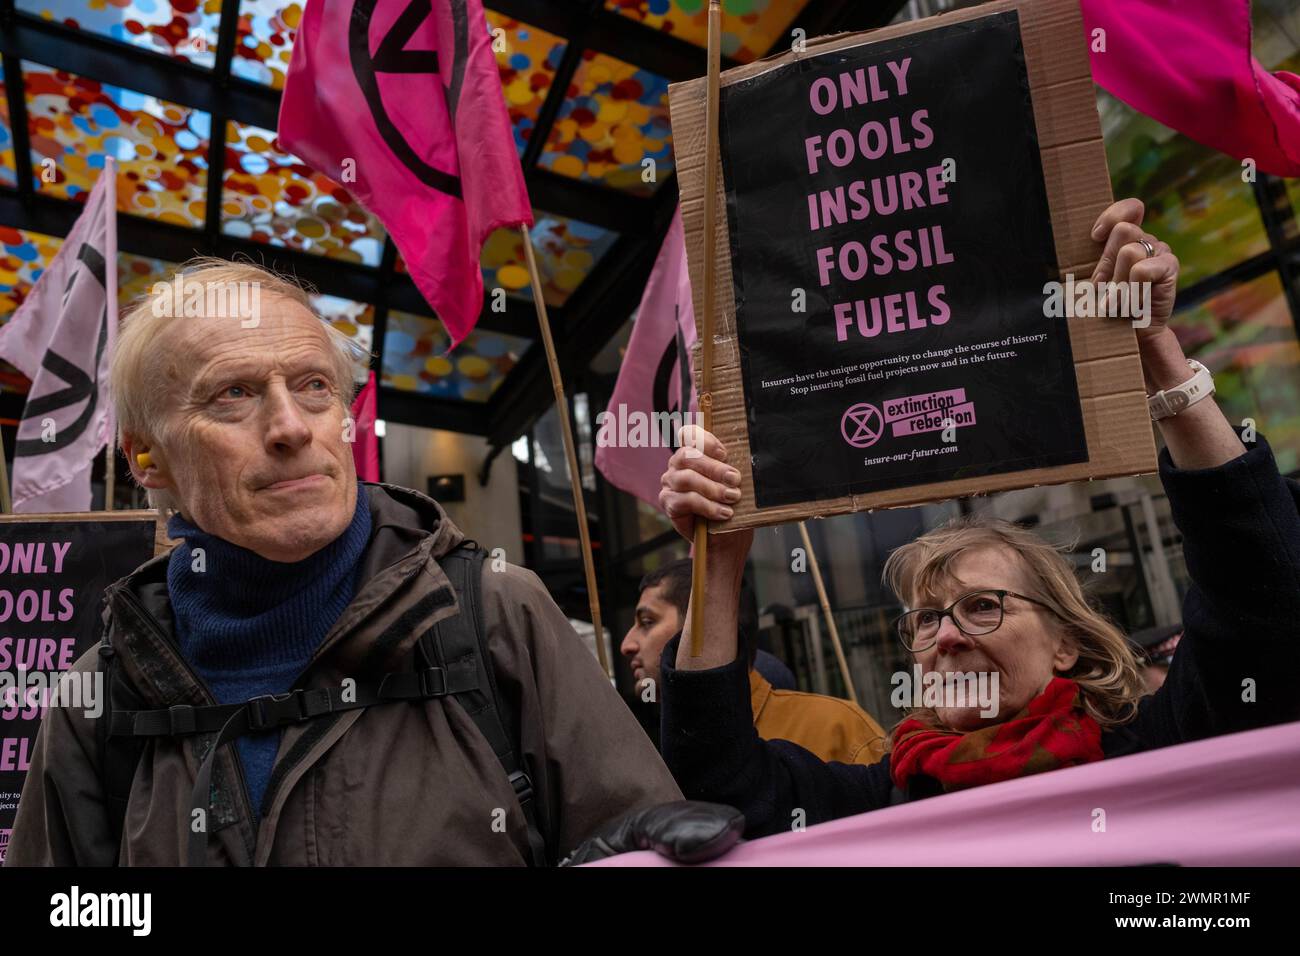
890,676,1103,794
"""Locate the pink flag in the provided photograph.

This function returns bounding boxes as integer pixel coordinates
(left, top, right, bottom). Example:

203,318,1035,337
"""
1084,0,1300,176
351,371,380,483
278,0,533,345
0,159,117,512
594,208,697,509
591,720,1300,867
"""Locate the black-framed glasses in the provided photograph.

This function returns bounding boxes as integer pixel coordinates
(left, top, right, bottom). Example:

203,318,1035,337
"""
893,589,1056,652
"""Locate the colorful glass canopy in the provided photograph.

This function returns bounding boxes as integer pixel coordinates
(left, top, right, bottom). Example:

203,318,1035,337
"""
24,60,211,226
0,0,828,425
606,0,801,63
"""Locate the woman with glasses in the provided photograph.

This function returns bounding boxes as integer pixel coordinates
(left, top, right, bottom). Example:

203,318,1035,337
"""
654,199,1300,834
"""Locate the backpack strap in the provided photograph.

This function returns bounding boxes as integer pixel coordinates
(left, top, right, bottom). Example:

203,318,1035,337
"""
419,544,550,866
96,619,147,857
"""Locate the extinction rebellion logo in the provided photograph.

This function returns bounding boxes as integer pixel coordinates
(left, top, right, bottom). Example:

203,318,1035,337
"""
842,388,977,455
840,403,883,448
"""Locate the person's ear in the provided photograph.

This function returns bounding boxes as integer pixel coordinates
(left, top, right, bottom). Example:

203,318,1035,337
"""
1052,632,1081,673
121,431,171,491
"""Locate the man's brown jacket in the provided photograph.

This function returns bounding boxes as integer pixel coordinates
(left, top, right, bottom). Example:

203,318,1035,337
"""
6,484,681,865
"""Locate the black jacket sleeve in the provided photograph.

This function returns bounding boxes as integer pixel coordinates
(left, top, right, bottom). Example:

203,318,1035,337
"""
660,634,893,838
1125,432,1300,748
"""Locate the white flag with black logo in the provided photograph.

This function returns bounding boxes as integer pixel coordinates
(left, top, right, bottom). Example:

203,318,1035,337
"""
0,158,117,512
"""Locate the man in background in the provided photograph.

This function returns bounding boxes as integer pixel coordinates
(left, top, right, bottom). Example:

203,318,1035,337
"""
621,558,887,764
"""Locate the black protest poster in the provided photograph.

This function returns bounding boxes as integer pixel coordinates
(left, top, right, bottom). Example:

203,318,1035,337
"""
0,517,155,861
719,11,1088,509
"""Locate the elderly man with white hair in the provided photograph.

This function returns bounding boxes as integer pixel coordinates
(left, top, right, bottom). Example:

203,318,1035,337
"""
6,258,742,867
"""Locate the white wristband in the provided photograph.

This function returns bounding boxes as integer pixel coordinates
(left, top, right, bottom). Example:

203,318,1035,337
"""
1147,359,1214,421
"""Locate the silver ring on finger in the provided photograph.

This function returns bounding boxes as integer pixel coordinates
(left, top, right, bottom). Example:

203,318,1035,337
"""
1138,238,1156,259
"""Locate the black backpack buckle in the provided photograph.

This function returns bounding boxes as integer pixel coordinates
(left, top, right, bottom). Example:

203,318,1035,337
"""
246,692,301,732
508,769,534,803
167,704,196,735
418,667,447,697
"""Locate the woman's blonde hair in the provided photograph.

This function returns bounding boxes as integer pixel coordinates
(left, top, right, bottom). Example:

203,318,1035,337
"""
110,256,370,512
882,514,1145,732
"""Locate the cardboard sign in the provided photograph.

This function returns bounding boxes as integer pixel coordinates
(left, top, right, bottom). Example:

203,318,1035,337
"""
0,511,161,862
670,0,1157,530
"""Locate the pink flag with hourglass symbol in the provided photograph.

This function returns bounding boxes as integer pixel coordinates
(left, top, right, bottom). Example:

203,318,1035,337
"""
278,0,533,346
594,208,697,509
0,159,117,512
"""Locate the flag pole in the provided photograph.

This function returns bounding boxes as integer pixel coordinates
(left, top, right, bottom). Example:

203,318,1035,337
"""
797,521,859,706
0,436,11,513
104,442,115,512
689,0,723,658
518,225,609,677
103,155,118,513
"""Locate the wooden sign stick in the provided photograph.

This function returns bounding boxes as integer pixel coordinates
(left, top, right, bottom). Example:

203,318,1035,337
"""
0,437,11,514
797,521,859,705
104,441,115,512
689,0,723,658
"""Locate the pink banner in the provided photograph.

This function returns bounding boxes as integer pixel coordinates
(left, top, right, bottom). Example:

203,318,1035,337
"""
0,159,117,512
278,0,532,346
1084,0,1300,177
594,208,697,508
591,721,1300,866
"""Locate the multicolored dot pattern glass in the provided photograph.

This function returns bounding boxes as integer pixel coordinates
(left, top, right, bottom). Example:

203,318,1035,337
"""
540,51,672,194
0,225,61,321
310,291,376,357
605,0,806,62
16,0,223,68
0,61,16,188
24,61,211,225
382,308,530,402
487,10,566,157
231,0,301,89
118,250,178,308
222,120,386,265
481,215,617,307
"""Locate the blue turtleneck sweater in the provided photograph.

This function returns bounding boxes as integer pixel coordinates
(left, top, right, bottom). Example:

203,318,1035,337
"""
165,490,372,819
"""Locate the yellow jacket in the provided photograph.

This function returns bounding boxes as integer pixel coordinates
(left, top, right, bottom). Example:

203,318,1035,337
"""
749,670,887,765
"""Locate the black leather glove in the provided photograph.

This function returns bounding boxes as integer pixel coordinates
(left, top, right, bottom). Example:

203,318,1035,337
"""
559,800,745,866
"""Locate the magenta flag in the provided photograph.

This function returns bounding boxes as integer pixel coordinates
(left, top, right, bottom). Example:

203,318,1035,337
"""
278,0,533,345
594,208,697,509
591,720,1300,866
351,371,380,483
1084,0,1300,176
0,160,117,513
